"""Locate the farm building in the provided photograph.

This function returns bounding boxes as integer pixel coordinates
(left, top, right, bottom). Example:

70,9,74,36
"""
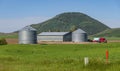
72,29,88,42
19,26,37,44
37,32,72,42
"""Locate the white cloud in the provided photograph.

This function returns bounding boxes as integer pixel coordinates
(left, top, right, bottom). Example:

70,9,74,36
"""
0,16,50,33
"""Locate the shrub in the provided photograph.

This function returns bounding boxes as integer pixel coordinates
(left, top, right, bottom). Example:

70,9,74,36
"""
0,38,7,45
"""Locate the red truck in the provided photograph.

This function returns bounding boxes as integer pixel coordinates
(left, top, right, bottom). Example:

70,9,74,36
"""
93,37,107,43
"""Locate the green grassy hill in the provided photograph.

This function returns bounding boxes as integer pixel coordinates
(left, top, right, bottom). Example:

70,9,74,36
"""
92,28,120,37
31,12,110,35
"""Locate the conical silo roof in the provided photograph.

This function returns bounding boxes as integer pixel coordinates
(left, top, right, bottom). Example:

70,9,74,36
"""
73,29,86,33
20,26,36,31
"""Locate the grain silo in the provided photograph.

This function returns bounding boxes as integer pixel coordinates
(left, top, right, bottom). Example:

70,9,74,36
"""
19,26,37,44
72,29,88,42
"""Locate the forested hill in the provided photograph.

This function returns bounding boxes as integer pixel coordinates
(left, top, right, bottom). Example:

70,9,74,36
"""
92,28,120,37
31,12,110,35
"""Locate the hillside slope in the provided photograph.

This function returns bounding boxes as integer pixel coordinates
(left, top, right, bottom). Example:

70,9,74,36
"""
92,28,120,37
31,12,110,35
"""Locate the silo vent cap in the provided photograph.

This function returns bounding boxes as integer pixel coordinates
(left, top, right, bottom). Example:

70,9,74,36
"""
20,26,36,31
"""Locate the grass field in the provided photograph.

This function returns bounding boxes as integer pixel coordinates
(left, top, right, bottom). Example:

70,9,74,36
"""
0,43,120,71
0,33,18,39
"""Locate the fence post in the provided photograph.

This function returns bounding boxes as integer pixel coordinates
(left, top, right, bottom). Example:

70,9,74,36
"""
84,57,89,66
106,50,109,64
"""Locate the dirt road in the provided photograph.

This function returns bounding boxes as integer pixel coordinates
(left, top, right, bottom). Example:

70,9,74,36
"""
5,38,120,44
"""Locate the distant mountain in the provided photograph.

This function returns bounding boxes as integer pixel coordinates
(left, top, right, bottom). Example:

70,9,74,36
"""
31,12,110,35
92,28,120,37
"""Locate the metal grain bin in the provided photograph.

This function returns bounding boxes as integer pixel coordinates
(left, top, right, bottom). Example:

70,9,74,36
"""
19,26,37,44
72,29,88,42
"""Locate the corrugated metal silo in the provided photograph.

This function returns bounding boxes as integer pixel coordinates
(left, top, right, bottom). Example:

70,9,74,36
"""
72,29,88,42
19,26,37,44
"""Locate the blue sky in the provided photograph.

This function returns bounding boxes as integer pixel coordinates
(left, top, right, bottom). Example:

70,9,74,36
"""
0,0,120,33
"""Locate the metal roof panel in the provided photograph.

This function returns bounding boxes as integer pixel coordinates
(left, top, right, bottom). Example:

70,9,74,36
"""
38,32,69,36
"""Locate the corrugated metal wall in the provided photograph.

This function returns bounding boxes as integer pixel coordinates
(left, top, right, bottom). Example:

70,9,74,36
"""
72,33,87,42
63,33,72,41
72,29,88,42
37,32,72,42
37,36,63,42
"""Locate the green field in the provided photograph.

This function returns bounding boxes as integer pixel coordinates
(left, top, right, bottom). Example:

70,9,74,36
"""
0,33,18,39
0,43,120,71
